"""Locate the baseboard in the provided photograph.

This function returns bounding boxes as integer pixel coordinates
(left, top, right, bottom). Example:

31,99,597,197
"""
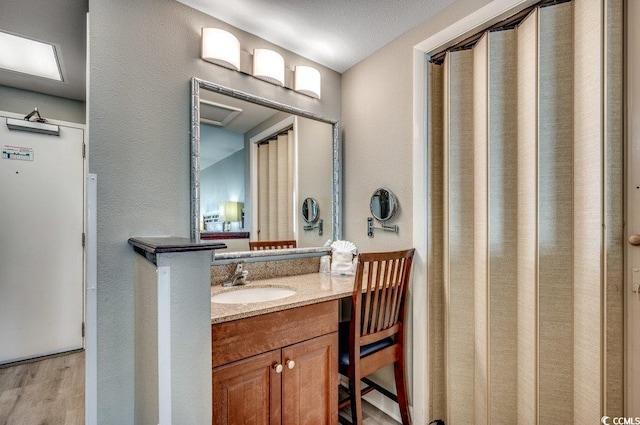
339,377,411,423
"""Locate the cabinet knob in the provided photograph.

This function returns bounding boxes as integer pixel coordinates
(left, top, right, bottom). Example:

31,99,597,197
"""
629,234,640,246
286,360,295,369
273,363,283,374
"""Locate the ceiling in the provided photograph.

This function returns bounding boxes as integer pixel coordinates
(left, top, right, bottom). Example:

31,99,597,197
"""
199,89,279,169
200,89,278,134
0,0,87,101
0,0,456,102
178,0,457,73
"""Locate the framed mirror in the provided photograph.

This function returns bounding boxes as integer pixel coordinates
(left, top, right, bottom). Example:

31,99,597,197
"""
190,78,341,254
370,188,398,222
301,197,319,224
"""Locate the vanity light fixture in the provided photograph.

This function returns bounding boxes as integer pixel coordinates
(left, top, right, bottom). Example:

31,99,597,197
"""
252,49,285,87
199,28,321,98
294,66,321,99
201,28,241,71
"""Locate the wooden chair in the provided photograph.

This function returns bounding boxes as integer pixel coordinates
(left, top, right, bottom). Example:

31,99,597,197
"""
338,248,415,425
248,239,297,250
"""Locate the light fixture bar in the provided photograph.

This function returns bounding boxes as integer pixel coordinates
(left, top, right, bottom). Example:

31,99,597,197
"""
200,28,321,98
0,31,62,81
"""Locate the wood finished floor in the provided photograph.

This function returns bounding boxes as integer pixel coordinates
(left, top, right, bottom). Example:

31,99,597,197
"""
0,351,84,425
338,386,400,425
0,351,397,425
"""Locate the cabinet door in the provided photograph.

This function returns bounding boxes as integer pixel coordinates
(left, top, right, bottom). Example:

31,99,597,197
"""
281,333,338,425
213,349,282,425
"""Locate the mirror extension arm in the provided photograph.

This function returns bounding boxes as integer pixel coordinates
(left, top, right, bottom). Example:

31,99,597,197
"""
304,219,323,236
367,217,398,237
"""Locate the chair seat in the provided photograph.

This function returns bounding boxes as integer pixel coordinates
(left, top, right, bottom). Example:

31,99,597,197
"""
338,321,394,370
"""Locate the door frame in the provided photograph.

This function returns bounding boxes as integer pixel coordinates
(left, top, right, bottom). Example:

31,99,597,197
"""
413,0,633,419
1,109,93,422
0,110,87,360
411,0,557,421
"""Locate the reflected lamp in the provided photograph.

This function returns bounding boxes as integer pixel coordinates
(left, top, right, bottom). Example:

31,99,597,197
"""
219,201,244,231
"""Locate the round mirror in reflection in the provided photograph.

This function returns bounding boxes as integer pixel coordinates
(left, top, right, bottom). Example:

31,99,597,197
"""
370,188,398,222
301,197,319,223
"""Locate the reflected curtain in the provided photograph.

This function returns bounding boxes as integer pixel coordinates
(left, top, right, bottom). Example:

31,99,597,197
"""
427,0,623,423
257,129,293,241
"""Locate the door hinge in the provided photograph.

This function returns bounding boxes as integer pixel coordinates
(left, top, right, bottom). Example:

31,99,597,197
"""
82,143,86,158
82,322,85,338
82,232,86,247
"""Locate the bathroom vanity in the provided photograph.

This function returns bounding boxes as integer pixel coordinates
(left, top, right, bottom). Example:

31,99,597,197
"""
130,236,354,424
210,272,354,425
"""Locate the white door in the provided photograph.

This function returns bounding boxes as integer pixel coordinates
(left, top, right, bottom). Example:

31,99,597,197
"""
627,1,640,414
0,114,85,364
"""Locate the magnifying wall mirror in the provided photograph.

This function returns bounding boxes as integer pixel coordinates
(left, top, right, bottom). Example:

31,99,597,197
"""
367,188,399,237
190,78,341,254
301,197,319,223
370,188,398,222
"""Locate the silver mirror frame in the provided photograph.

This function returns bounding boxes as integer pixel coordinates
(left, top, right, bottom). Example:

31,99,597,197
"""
190,77,342,245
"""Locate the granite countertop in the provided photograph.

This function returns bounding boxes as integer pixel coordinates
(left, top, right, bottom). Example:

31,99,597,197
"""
211,273,354,324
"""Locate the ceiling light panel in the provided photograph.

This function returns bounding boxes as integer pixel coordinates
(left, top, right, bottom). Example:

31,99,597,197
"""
0,31,62,81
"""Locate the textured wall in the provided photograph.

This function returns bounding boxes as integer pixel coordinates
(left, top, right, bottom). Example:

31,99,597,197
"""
88,0,340,422
200,149,246,220
0,86,85,124
296,117,333,247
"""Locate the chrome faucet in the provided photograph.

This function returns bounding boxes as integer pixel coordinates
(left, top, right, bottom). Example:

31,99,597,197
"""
222,262,248,287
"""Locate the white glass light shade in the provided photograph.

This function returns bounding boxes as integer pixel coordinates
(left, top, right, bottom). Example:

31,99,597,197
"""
252,49,285,87
0,31,62,81
201,28,241,71
294,66,321,99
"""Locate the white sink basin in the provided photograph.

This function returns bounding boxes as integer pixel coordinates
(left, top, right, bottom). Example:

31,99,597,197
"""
211,286,296,304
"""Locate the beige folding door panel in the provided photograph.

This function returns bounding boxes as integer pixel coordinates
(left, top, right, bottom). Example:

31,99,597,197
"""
427,62,446,421
257,130,293,241
429,0,623,423
537,4,574,422
516,9,538,425
443,48,475,425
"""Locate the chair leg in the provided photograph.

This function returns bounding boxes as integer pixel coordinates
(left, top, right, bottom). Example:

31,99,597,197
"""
394,360,412,425
349,374,363,425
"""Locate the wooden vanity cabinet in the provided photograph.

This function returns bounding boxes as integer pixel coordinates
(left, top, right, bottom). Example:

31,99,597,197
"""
213,349,282,425
212,301,338,425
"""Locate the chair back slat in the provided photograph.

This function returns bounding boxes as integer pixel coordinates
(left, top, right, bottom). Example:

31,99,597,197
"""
376,258,394,331
249,240,297,250
352,249,415,345
391,259,407,325
361,264,372,335
385,261,400,329
388,258,403,327
368,260,383,334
